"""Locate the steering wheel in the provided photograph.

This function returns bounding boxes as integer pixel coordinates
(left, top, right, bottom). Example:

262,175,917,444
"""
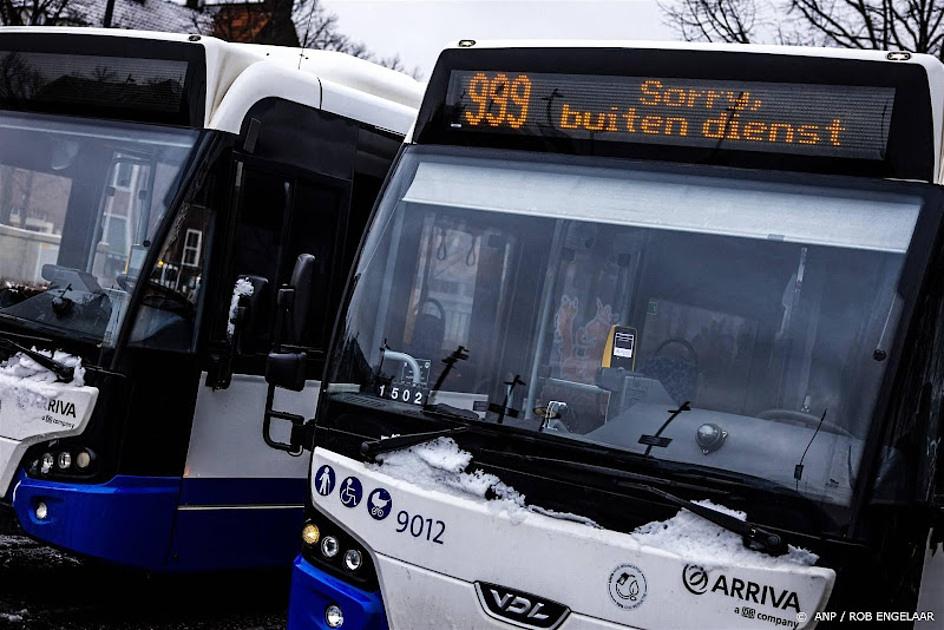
653,337,699,371
416,297,446,322
757,408,855,438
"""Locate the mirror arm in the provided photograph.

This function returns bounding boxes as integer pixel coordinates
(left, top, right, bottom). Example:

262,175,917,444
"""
262,383,308,456
273,287,296,350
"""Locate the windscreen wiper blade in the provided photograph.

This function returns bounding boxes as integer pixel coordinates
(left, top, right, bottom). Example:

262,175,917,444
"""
0,336,74,382
487,452,788,555
360,425,469,460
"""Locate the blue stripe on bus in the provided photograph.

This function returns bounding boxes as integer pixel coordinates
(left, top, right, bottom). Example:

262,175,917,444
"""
288,554,389,630
11,472,180,570
11,472,307,571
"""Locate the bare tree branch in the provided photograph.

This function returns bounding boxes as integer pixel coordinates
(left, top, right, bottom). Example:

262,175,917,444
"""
662,0,944,59
291,0,422,77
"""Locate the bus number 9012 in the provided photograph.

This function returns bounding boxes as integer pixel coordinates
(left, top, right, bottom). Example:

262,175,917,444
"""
396,509,445,544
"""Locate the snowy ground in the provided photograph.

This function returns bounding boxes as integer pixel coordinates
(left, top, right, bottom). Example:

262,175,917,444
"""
0,512,287,630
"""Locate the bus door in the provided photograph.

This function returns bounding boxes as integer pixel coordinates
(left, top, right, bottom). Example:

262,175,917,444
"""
172,152,351,567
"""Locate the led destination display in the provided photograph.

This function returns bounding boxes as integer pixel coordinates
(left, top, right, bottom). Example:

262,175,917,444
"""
446,71,897,160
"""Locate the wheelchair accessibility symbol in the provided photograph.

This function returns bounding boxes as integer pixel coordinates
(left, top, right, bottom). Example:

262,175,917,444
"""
367,488,392,520
339,476,363,508
314,465,335,497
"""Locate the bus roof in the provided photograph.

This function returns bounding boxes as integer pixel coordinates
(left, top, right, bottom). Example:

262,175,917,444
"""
418,40,944,183
0,27,423,136
442,38,941,64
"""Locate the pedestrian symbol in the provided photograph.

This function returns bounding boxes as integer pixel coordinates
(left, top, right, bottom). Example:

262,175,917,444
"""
315,465,335,497
367,488,392,520
339,476,363,508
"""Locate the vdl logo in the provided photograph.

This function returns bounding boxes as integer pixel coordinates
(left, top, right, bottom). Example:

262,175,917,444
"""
682,564,710,595
474,582,570,629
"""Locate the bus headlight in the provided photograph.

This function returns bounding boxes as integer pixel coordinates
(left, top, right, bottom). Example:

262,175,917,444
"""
325,604,344,627
343,549,363,571
40,453,54,474
320,536,339,558
75,449,93,470
301,523,320,546
57,451,72,470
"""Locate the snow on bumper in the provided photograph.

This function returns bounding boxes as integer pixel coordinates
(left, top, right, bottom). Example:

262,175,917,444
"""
311,447,835,630
0,374,98,497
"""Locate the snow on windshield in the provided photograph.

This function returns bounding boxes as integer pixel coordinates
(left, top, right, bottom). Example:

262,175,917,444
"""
0,350,86,411
0,351,84,387
374,437,819,568
634,500,818,568
373,437,524,511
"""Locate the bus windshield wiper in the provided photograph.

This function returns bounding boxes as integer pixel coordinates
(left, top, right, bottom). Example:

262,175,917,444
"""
423,345,469,410
640,400,691,456
486,452,788,556
361,425,469,459
0,335,75,382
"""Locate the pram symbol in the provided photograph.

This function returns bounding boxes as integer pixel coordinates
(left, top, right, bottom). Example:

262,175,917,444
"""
367,488,392,520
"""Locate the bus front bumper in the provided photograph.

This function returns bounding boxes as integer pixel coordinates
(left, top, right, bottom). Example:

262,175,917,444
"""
8,471,180,569
288,555,388,630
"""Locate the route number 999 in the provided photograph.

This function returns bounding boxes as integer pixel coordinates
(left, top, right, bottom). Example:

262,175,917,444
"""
463,72,533,129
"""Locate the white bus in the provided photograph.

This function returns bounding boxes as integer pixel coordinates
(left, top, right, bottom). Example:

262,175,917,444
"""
0,26,421,572
265,41,944,629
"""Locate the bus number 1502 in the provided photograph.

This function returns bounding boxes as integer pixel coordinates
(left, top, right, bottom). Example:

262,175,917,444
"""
377,384,428,406
396,510,445,544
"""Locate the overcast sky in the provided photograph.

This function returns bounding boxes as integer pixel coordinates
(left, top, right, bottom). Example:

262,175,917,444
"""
318,0,675,77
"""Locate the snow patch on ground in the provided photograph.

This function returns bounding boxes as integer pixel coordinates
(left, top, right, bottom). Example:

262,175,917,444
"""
633,499,819,568
227,278,255,338
375,437,819,568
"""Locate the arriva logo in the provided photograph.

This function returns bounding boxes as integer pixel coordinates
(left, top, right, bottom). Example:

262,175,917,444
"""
47,399,76,418
681,564,802,613
475,581,570,629
682,564,710,594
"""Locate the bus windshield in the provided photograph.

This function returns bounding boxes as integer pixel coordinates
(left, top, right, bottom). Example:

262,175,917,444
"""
0,112,200,345
329,145,923,508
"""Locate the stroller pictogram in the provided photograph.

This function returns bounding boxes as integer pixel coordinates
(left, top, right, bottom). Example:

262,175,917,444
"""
370,496,389,516
367,488,392,520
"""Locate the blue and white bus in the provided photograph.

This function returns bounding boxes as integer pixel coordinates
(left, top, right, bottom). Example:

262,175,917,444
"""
265,41,944,628
0,27,421,571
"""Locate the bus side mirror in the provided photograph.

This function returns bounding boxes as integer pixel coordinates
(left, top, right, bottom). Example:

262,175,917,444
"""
207,275,269,390
265,352,307,392
261,254,316,454
275,254,315,347
262,352,309,455
233,276,269,355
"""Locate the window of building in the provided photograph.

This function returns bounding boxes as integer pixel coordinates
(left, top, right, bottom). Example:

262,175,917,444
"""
182,228,202,267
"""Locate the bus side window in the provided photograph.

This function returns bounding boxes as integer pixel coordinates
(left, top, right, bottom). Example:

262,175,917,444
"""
230,167,288,357
128,201,211,351
283,178,344,351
